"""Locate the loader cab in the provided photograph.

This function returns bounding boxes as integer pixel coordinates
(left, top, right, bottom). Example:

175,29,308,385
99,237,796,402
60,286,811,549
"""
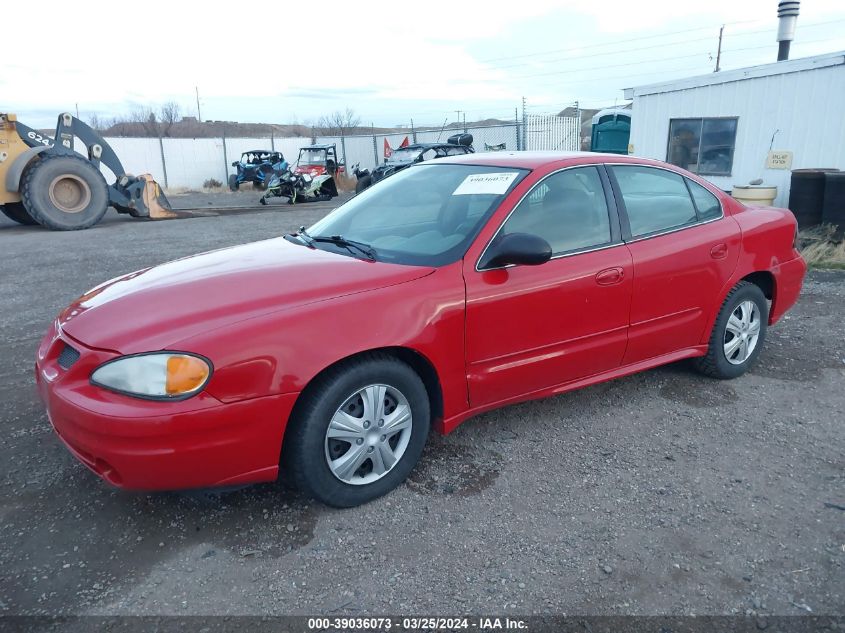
294,144,344,177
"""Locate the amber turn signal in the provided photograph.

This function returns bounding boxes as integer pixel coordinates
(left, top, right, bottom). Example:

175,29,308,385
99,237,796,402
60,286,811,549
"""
166,355,211,395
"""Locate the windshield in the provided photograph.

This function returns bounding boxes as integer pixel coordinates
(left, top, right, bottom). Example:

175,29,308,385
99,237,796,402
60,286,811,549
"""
299,149,327,165
386,148,423,165
306,163,529,266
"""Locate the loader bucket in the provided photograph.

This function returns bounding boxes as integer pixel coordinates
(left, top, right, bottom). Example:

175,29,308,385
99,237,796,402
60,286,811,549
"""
138,174,176,219
110,174,176,219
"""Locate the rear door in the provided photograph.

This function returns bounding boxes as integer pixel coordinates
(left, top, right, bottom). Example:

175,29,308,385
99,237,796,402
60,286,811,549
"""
463,165,633,407
608,165,740,364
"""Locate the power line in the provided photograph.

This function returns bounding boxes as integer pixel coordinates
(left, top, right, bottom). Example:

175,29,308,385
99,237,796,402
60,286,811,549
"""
479,18,765,63
481,19,845,70
481,34,845,84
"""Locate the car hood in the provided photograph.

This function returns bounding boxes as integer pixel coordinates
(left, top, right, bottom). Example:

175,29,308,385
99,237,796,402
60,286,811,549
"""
58,237,434,354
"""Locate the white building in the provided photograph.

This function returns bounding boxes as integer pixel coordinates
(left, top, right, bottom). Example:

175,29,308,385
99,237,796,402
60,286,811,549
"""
624,51,845,207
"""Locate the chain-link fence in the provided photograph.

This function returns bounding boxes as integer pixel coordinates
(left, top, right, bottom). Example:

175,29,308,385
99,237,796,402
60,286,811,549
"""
98,116,579,189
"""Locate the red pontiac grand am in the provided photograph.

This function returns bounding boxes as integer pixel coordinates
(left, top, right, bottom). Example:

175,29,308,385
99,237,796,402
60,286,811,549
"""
36,152,806,507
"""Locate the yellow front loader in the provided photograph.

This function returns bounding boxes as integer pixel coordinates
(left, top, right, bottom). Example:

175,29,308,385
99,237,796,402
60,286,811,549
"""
0,112,173,230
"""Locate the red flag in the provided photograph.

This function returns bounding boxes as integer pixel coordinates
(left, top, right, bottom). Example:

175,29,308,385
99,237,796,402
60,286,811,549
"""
399,136,410,148
383,138,393,159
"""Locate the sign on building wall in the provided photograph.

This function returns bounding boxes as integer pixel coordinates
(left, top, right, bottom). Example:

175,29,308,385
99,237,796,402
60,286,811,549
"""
766,150,793,170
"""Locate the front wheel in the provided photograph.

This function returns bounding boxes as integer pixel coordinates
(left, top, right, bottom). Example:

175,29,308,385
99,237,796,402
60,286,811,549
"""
20,154,109,230
284,354,430,507
228,174,239,191
695,281,768,379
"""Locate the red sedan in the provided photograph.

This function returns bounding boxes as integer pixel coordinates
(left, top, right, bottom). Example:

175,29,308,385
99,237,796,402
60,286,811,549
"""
36,152,806,507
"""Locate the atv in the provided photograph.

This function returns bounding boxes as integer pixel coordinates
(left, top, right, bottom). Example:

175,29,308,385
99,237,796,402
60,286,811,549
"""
228,150,287,191
258,168,338,205
354,133,473,193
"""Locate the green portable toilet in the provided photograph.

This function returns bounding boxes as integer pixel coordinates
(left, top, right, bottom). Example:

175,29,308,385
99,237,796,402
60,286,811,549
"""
590,108,632,154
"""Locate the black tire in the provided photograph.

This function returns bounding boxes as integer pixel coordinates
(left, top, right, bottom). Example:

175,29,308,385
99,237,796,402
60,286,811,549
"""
355,174,372,194
21,154,109,230
253,180,266,190
695,281,769,379
284,353,431,507
1,202,39,226
228,174,239,191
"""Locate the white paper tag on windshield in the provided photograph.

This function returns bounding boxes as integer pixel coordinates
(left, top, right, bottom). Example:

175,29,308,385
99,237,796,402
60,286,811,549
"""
452,172,519,196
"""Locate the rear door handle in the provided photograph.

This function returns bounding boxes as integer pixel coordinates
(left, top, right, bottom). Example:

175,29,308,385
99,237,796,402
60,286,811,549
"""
595,267,624,286
710,243,728,259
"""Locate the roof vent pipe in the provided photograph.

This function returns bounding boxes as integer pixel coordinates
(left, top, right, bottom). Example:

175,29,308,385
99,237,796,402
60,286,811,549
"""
777,0,800,61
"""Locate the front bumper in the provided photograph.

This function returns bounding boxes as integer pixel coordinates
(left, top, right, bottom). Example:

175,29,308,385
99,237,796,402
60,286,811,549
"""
36,323,298,491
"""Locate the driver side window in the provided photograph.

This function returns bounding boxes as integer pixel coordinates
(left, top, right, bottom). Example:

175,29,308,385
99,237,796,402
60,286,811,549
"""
501,167,612,255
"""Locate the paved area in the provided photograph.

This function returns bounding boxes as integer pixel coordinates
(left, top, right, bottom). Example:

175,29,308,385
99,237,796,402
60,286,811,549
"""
1,203,843,617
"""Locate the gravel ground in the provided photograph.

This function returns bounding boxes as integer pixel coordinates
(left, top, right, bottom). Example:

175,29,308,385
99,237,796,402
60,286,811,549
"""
0,200,843,617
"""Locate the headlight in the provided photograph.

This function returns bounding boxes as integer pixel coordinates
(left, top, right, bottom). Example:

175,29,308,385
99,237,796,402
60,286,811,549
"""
91,352,212,400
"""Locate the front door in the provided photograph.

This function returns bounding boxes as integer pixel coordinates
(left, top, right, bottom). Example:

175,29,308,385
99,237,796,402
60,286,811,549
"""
463,166,633,408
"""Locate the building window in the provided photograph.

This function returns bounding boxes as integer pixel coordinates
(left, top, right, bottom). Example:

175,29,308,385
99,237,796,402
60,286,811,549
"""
666,118,738,176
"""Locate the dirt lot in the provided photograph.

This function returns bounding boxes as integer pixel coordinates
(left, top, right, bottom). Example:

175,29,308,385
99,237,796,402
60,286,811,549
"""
1,196,843,617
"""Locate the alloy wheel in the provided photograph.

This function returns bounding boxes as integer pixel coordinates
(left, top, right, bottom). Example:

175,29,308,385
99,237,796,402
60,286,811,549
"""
324,384,413,485
723,300,761,365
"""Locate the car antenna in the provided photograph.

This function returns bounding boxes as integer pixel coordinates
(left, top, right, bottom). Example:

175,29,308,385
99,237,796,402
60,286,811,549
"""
436,117,449,141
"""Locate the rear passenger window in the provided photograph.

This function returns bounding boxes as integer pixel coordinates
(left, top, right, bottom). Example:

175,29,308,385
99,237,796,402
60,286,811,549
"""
500,166,611,255
687,179,722,221
612,166,698,238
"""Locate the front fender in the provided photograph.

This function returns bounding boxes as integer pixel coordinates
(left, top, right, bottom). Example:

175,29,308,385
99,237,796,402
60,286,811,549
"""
5,146,49,192
176,264,469,420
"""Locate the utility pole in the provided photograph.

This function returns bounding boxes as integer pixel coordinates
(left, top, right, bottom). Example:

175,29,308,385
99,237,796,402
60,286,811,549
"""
454,110,462,130
75,103,79,118
463,112,467,132
195,86,202,122
715,25,724,72
521,97,527,151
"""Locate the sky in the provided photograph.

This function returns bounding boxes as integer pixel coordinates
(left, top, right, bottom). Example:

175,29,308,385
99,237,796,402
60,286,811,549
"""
3,0,845,129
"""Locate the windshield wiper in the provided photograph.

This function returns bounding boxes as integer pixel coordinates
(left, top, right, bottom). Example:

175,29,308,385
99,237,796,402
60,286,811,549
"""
292,227,376,261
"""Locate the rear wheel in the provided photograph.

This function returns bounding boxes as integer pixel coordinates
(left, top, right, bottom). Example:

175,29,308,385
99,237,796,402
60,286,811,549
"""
1,202,39,225
695,281,768,379
21,154,109,230
228,174,239,191
284,354,430,507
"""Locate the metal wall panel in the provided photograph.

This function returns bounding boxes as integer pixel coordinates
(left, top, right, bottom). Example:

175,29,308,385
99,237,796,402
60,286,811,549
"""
628,63,845,206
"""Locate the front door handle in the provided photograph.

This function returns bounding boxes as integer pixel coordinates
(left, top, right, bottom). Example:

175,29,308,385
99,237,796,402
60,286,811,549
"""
595,267,624,286
710,243,728,259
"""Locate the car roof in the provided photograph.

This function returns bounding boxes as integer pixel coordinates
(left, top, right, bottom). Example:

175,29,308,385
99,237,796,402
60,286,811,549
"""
243,150,277,155
301,144,335,150
434,150,666,169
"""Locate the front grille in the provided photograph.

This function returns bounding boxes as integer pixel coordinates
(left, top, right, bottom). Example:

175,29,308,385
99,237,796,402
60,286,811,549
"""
57,343,81,370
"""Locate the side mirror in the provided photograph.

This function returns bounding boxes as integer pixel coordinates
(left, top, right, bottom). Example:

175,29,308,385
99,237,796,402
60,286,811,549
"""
480,232,552,269
231,161,239,167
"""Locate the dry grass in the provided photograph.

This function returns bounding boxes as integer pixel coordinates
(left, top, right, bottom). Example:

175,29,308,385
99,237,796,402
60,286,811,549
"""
164,185,234,196
335,173,357,193
799,224,845,269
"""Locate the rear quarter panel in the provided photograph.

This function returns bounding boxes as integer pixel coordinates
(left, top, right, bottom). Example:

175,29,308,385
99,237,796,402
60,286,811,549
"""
701,199,805,341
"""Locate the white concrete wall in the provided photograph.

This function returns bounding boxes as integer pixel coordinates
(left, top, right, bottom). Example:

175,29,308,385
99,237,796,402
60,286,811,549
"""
628,62,845,207
83,124,524,189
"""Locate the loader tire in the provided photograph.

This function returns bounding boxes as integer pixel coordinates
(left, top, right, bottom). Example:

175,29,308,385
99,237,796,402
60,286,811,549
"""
1,202,39,226
21,154,109,231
